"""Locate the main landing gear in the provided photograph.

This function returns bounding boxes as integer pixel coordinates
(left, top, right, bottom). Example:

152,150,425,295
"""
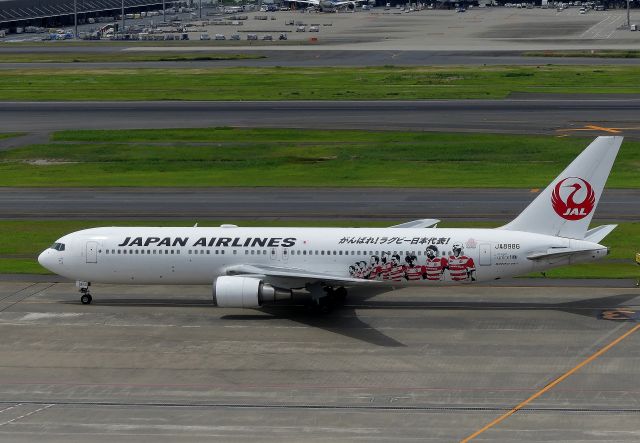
77,281,92,305
306,285,347,314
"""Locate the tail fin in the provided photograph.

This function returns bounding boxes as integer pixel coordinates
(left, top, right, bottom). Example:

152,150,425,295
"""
500,136,622,239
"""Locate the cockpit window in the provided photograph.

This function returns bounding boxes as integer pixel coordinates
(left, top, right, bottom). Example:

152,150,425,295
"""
50,242,65,251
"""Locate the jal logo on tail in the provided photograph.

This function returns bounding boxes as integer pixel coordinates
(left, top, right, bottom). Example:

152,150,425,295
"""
551,177,595,220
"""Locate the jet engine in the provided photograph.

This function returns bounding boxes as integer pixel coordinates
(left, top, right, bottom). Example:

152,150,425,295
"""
213,276,292,308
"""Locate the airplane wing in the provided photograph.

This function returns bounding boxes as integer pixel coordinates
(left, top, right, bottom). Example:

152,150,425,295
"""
390,219,440,229
225,263,379,286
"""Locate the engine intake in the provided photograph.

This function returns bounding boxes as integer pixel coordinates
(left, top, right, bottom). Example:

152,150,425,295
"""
213,276,292,308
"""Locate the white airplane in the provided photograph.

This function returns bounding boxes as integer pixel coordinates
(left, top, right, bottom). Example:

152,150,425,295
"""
39,136,622,310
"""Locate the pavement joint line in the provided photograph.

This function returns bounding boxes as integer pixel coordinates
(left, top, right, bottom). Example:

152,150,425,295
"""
0,404,53,427
0,401,639,413
0,283,39,304
0,283,56,313
460,322,640,443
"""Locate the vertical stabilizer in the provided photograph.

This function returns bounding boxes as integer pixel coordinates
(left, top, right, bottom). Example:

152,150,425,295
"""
500,136,622,239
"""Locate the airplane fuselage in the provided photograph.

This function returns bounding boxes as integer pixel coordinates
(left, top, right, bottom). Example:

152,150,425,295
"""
38,226,607,287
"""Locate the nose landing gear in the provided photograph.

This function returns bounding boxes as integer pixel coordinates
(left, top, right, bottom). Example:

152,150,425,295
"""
76,281,92,305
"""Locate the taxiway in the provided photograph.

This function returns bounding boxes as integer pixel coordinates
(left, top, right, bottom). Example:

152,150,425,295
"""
0,280,638,441
2,100,640,138
0,187,638,221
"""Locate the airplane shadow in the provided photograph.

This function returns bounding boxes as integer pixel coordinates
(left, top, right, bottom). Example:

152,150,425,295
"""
63,292,639,347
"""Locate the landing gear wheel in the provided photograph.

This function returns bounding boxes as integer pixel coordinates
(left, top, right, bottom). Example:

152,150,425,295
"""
80,293,92,305
334,287,347,305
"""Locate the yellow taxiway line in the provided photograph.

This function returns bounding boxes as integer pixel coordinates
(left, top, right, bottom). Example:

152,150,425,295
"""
461,323,640,442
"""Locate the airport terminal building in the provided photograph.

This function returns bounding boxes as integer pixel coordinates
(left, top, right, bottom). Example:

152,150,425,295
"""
0,0,173,30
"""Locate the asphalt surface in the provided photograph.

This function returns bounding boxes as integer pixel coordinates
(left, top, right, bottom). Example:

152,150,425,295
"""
2,99,640,137
0,281,638,441
3,49,640,68
1,187,637,221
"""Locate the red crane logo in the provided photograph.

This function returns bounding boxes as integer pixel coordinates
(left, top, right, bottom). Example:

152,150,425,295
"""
551,177,596,220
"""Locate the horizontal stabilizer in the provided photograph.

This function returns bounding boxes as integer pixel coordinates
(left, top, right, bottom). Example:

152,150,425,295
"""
583,225,617,243
390,219,440,229
526,247,604,261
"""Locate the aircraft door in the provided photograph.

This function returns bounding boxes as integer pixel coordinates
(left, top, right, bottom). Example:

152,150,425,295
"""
86,241,98,264
270,247,277,261
479,243,491,266
282,247,289,262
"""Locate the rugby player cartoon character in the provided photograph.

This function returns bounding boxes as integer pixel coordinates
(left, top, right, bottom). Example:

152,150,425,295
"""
356,260,368,279
380,252,392,280
404,255,426,281
387,254,405,281
348,265,357,278
424,245,448,281
447,242,476,282
368,255,382,280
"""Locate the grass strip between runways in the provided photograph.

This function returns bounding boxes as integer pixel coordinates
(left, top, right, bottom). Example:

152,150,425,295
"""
2,65,640,100
0,129,637,188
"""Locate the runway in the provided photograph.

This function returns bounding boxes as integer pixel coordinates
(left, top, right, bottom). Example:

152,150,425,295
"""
0,280,638,441
1,187,638,221
2,99,640,137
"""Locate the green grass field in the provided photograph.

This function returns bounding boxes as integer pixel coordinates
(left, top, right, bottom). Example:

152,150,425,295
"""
1,129,637,188
2,65,640,100
525,50,640,58
0,53,265,63
2,220,637,278
0,133,24,140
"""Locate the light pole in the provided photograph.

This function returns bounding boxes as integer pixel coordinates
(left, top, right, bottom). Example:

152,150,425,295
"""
627,0,631,29
163,0,166,22
200,0,203,19
121,0,125,35
74,0,78,39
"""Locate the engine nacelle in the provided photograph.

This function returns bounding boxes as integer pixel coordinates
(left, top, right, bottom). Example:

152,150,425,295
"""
213,276,292,308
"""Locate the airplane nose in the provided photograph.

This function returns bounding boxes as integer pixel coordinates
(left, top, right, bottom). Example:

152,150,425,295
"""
38,250,54,271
